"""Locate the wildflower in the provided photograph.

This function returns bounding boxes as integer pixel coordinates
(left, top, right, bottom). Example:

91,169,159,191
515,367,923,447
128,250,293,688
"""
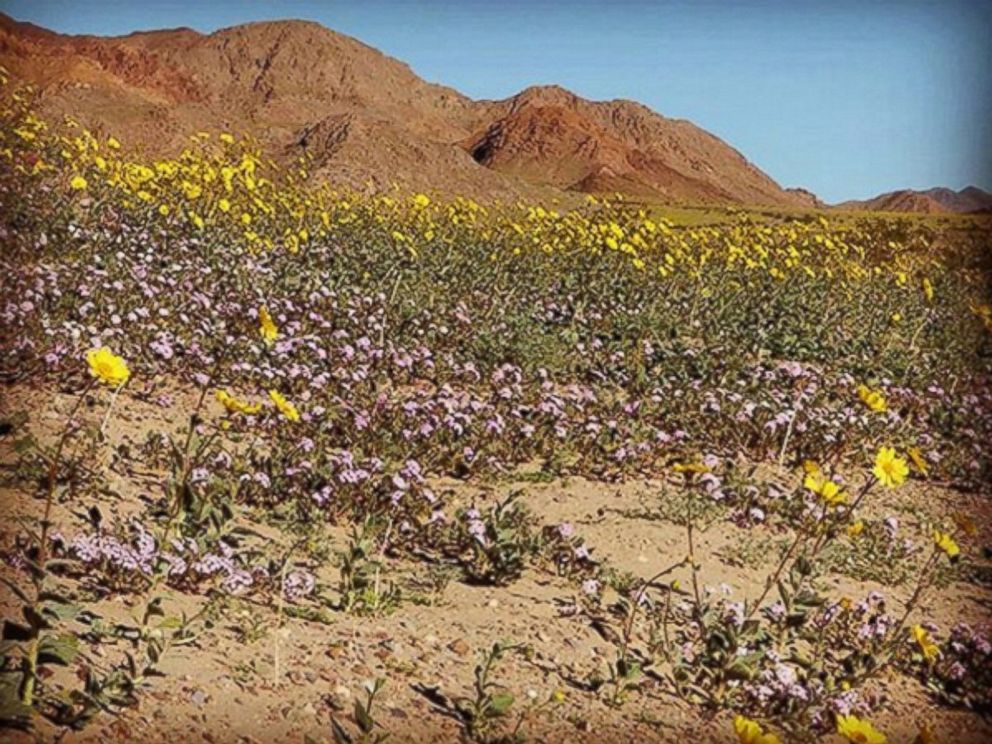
86,347,130,386
872,447,908,488
933,531,959,559
912,625,939,662
804,470,846,506
215,389,261,415
551,688,566,704
907,447,929,477
259,305,278,345
269,389,300,422
733,715,781,744
819,479,847,506
836,714,887,744
922,277,934,302
413,193,430,208
857,384,887,413
847,520,864,538
673,461,709,474
70,174,87,190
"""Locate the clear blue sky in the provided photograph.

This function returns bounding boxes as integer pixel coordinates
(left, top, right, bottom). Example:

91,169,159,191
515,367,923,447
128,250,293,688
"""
4,0,991,202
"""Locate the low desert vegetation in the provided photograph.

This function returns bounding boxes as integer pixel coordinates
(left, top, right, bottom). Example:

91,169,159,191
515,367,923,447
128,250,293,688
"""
1,75,991,742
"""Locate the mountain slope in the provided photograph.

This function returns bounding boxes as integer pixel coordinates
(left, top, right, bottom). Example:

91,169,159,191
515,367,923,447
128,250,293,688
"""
839,186,992,214
0,13,809,206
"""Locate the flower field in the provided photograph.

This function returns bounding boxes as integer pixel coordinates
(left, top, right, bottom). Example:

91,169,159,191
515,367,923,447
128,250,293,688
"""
2,78,992,742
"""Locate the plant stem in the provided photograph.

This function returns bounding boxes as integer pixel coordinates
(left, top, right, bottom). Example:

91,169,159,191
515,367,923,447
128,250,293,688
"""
23,378,95,706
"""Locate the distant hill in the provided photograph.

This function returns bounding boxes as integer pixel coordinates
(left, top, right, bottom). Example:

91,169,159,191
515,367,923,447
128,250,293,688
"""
0,12,813,207
838,186,992,214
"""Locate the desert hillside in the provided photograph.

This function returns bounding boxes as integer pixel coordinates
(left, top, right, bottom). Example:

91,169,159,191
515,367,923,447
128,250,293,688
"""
839,186,992,214
0,13,811,206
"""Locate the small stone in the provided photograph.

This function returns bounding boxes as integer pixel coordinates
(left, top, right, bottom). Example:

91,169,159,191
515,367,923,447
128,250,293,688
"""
448,639,471,656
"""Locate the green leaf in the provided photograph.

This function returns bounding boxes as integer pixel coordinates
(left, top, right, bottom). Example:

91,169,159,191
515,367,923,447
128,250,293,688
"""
331,717,353,744
489,692,514,714
355,699,373,733
38,632,79,666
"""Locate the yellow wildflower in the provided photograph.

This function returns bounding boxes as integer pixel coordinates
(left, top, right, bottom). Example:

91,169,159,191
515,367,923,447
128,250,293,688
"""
804,470,846,505
268,389,300,422
733,715,781,744
836,714,886,744
907,447,928,477
911,625,939,663
933,531,959,559
857,384,887,413
673,462,709,474
215,389,262,415
872,447,908,488
70,175,87,190
847,520,864,538
259,305,278,345
922,277,934,302
86,347,130,387
413,193,431,208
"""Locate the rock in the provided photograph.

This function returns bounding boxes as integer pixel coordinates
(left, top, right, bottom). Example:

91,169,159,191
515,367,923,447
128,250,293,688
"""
448,638,471,656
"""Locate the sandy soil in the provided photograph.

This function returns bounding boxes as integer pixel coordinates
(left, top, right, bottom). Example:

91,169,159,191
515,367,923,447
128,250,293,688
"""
1,383,990,743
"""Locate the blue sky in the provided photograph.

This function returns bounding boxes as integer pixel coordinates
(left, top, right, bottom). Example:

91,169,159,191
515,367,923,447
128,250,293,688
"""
4,0,991,202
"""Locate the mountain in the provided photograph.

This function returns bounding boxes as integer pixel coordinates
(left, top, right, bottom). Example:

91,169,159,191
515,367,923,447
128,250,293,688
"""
0,13,812,206
838,186,992,214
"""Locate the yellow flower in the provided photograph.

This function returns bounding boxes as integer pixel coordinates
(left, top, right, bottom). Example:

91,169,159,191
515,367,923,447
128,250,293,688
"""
269,389,300,422
219,132,235,144
107,136,121,150
857,384,887,413
847,520,864,538
551,688,566,704
907,447,928,477
733,715,781,744
933,531,959,559
872,447,908,488
215,389,261,415
86,347,130,387
673,462,709,474
912,625,939,663
804,471,846,505
70,175,87,190
413,193,431,208
922,277,934,302
819,479,847,506
158,204,170,216
259,305,278,345
836,714,886,744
